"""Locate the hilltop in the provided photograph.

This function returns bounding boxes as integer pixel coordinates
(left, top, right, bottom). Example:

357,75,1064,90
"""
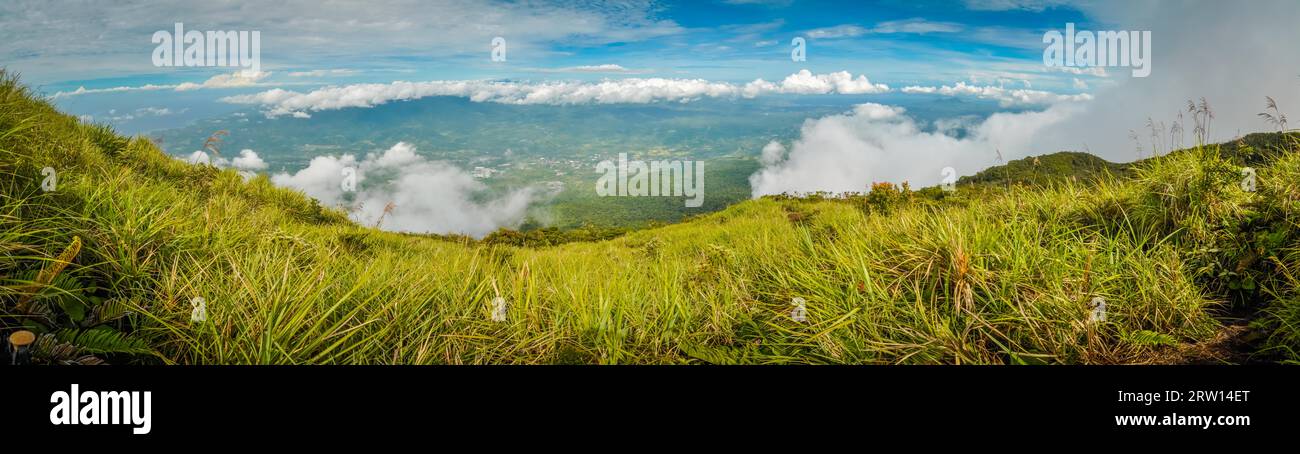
959,151,1129,188
3,72,1299,364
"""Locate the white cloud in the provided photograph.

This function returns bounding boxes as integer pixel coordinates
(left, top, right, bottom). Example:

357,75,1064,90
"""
759,140,786,166
1,0,686,83
749,102,1081,196
900,86,937,94
871,18,963,34
175,70,272,91
221,70,891,117
51,84,175,98
231,149,268,170
186,149,268,175
1046,65,1108,77
186,150,212,166
52,70,273,98
530,64,643,74
962,0,1071,11
270,142,535,237
804,18,962,40
137,107,170,116
768,70,890,95
1028,0,1300,160
287,69,359,77
901,81,1092,107
804,24,869,39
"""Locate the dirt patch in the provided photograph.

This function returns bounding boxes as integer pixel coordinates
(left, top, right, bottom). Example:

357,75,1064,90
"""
1154,318,1268,364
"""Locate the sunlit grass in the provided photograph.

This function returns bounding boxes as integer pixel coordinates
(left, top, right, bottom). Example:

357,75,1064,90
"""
2,70,1299,364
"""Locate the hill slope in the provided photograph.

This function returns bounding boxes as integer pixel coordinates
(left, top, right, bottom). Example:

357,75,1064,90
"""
959,151,1129,188
3,72,1300,364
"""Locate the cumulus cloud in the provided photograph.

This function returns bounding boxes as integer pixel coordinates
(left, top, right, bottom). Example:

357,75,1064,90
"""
221,70,891,117
749,102,1081,196
270,142,535,237
187,149,268,173
901,81,1092,107
52,70,273,98
230,149,269,170
759,140,787,166
186,150,211,165
175,70,272,91
767,70,891,95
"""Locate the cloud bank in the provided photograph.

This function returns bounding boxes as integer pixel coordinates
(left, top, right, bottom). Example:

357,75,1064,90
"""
1031,0,1300,161
52,70,273,98
220,70,890,117
901,81,1093,107
270,142,535,237
749,102,1080,196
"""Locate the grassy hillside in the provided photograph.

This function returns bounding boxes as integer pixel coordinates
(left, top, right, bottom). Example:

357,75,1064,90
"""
4,71,1300,364
959,151,1130,188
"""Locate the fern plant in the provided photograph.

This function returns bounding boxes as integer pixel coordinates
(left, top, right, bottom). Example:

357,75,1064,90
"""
4,235,154,364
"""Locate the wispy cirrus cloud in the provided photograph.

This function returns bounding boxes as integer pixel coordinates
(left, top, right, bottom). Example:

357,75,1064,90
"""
721,0,793,6
805,18,964,39
527,64,646,74
962,0,1072,12
0,0,686,83
287,69,359,77
804,24,870,39
871,18,965,34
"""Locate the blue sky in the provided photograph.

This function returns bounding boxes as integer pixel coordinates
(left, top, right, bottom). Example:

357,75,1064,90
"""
0,0,1116,133
5,0,1094,86
3,0,1296,159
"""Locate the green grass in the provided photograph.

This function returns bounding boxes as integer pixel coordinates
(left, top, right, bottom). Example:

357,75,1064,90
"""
2,70,1299,364
959,151,1130,188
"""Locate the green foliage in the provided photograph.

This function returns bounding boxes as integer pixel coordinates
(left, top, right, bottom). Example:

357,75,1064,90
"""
481,225,627,248
862,181,909,214
55,327,152,355
960,151,1129,188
